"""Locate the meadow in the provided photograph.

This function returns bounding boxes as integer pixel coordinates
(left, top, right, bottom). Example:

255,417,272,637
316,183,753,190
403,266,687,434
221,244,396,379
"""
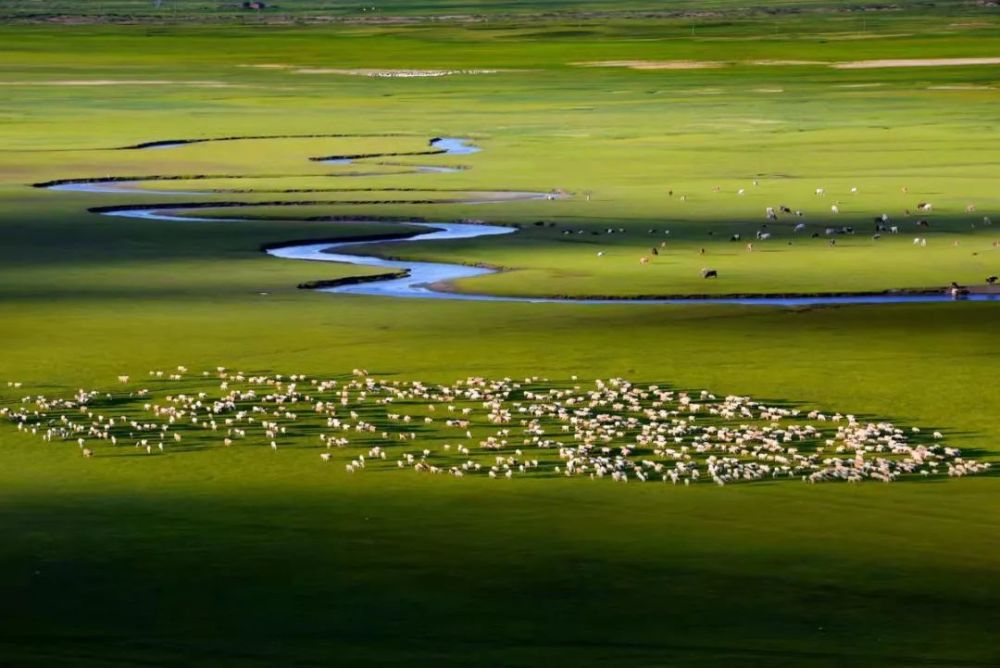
1,7,999,666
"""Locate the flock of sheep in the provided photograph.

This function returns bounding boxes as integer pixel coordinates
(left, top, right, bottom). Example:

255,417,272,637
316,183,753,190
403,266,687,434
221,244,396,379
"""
2,368,990,486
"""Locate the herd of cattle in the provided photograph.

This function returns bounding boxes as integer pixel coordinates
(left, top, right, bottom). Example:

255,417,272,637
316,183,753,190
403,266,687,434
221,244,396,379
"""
580,187,996,281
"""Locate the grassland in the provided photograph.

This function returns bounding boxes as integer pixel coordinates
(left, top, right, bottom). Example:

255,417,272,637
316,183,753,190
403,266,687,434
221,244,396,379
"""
2,0,991,23
1,8,999,667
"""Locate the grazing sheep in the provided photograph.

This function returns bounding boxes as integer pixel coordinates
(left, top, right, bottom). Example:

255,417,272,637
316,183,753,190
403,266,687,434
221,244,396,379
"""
7,369,990,490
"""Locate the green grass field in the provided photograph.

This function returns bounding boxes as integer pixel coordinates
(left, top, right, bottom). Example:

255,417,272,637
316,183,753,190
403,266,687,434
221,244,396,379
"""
2,0,993,23
1,6,999,666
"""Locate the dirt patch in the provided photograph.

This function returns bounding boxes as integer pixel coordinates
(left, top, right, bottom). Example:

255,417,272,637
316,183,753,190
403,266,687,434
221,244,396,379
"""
575,58,1000,72
297,270,411,291
310,149,445,162
0,79,239,87
748,59,824,66
573,60,723,70
293,68,506,77
821,32,913,41
927,84,995,90
119,132,413,150
833,57,1000,69
580,59,826,70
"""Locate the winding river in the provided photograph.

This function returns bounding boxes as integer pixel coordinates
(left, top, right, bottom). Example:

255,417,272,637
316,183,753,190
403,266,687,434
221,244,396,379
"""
263,226,998,305
42,136,998,306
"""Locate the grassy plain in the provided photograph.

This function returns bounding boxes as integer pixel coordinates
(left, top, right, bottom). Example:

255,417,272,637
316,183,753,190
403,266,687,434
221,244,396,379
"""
1,9,999,667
